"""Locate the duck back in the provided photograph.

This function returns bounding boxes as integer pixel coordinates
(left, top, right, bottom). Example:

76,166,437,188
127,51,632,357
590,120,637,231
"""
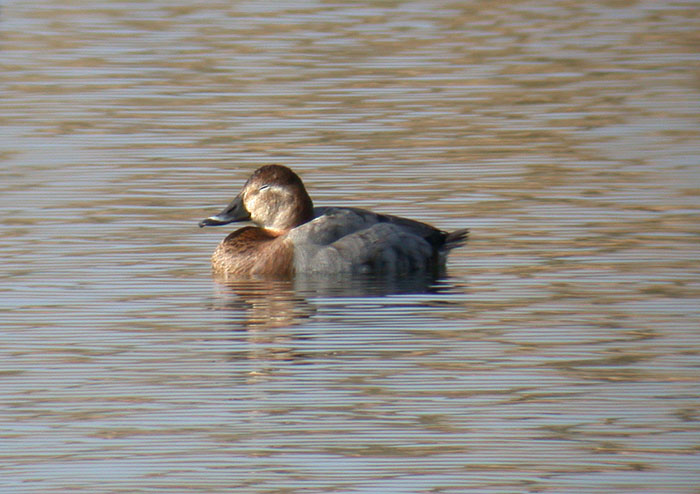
287,207,466,275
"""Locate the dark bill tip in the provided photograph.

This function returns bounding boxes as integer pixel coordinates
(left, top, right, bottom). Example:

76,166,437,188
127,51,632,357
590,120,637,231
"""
198,217,222,228
199,195,251,228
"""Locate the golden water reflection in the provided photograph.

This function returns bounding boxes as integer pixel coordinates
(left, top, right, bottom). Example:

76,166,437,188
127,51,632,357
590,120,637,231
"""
210,272,451,330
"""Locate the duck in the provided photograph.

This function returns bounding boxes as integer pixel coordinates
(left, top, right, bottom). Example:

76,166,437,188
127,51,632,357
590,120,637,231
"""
199,165,468,278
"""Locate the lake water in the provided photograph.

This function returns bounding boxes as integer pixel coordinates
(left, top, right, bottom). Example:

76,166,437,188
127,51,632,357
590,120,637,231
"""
1,0,699,492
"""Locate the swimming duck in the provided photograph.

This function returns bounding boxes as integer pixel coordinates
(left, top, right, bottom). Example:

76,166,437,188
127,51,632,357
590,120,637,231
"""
199,165,468,278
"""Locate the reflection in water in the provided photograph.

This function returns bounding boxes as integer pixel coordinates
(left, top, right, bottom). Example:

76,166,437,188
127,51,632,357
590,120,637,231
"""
208,273,467,394
210,271,451,330
210,277,315,330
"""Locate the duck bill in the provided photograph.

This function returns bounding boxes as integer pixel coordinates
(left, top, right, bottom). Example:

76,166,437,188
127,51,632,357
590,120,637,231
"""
199,194,251,227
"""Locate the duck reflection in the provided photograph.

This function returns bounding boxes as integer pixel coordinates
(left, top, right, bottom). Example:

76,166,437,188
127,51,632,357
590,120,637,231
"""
208,272,458,381
210,270,448,331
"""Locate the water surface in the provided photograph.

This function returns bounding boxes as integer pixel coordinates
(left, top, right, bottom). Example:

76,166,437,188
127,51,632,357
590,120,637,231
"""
1,0,699,492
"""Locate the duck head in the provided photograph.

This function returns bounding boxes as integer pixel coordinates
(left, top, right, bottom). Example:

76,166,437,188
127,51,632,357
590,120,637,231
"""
199,165,314,232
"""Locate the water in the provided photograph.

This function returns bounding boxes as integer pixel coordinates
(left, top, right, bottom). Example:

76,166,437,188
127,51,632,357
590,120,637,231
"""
1,0,699,492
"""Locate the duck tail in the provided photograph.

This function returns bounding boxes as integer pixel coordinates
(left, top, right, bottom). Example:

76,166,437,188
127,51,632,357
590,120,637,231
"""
443,228,469,251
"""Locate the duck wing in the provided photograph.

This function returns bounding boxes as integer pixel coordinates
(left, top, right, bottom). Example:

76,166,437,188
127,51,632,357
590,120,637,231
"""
287,207,462,274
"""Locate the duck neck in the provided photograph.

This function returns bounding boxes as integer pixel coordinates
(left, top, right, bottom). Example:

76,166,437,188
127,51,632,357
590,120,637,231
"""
262,191,314,232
